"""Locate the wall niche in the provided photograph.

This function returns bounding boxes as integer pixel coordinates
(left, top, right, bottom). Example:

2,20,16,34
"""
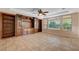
15,14,34,36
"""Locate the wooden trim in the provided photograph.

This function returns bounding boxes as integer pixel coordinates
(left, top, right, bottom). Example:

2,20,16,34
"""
0,13,2,39
0,12,16,16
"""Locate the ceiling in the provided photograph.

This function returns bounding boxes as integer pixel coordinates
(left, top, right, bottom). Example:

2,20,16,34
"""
0,8,79,19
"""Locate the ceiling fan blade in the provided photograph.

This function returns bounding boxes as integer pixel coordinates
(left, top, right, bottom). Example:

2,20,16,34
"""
44,11,48,13
38,9,42,13
38,9,48,16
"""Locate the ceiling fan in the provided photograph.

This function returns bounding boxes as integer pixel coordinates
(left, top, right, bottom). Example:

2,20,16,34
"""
38,9,48,16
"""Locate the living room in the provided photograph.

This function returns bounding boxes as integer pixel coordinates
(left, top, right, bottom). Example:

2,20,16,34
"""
0,8,79,51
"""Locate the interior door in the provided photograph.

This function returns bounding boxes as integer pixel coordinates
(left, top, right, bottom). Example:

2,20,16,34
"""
2,14,15,38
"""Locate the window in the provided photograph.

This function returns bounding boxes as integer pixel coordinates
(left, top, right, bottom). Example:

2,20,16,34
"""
48,18,61,30
63,16,72,31
48,15,72,31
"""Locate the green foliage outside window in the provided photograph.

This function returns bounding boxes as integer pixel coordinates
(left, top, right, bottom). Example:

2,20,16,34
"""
63,18,72,31
48,20,60,29
48,17,72,31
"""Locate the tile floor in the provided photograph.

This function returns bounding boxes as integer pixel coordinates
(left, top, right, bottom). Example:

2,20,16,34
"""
0,32,79,51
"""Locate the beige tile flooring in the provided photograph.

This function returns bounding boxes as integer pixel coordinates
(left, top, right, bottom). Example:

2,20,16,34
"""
0,32,79,51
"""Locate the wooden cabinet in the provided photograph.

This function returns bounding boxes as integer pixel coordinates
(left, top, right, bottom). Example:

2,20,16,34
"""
0,13,40,39
2,14,15,38
15,15,33,36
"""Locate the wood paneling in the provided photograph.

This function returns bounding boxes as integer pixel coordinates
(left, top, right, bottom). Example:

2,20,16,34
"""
15,15,22,36
0,13,2,39
2,14,15,38
15,14,33,36
34,18,39,32
0,12,43,38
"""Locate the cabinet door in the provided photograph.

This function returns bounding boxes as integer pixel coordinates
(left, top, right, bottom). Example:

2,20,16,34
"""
2,14,15,38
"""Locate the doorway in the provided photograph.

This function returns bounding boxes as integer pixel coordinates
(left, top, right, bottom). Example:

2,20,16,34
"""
38,20,42,32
